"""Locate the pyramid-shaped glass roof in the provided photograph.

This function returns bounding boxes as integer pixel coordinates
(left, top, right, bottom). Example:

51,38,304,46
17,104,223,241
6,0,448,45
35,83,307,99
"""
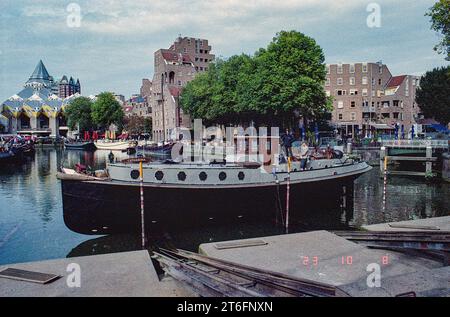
26,60,51,86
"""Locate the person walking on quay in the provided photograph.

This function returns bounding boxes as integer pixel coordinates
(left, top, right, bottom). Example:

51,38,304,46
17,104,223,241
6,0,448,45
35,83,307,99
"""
300,142,309,170
108,151,115,164
281,129,295,159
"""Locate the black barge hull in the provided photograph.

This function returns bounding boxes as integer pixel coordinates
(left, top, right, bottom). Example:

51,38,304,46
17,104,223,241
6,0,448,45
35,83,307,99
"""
61,175,360,235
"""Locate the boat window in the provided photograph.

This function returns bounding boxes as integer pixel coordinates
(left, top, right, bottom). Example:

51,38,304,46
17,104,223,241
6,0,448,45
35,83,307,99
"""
130,170,140,180
219,172,227,181
238,172,245,180
199,172,207,181
178,171,187,181
155,171,164,181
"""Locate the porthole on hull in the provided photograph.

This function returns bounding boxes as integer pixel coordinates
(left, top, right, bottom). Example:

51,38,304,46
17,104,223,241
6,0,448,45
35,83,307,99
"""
178,171,187,181
155,171,164,180
130,170,140,180
219,172,227,181
238,172,245,180
199,172,207,181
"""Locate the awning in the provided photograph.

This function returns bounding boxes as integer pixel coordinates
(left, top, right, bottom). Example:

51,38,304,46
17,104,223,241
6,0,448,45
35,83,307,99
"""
369,123,395,130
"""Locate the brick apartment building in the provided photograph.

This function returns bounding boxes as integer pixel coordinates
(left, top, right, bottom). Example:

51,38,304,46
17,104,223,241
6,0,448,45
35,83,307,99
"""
151,36,215,142
325,62,421,137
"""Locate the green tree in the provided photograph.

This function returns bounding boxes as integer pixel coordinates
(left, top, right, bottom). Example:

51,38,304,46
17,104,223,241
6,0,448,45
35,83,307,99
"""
123,115,152,135
416,66,450,125
180,55,254,125
64,96,95,132
144,117,152,133
92,92,124,130
248,31,331,127
426,0,450,61
180,30,331,127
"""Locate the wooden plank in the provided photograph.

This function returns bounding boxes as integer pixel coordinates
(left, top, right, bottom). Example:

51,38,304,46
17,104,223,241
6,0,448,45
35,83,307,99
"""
387,171,431,177
388,224,441,231
387,156,437,162
214,239,268,250
0,268,60,284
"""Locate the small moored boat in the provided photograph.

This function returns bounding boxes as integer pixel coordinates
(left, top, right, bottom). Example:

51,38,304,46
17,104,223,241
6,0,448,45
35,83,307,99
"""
58,153,372,235
65,141,97,151
95,140,136,151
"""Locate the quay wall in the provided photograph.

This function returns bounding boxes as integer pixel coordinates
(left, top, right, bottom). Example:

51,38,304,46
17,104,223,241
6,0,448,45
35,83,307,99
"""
443,153,450,182
352,147,380,166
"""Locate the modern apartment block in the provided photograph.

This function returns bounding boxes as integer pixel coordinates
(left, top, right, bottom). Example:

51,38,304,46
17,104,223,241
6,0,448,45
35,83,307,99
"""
151,36,214,142
325,62,421,137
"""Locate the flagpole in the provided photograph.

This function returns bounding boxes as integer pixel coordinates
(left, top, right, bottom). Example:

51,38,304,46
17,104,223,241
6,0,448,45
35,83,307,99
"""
139,161,146,249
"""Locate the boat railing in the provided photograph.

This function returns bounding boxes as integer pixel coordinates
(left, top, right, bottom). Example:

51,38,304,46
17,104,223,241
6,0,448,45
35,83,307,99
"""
381,139,449,149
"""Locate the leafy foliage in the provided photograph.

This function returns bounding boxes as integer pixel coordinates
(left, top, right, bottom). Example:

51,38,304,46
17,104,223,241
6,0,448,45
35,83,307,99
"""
426,0,450,61
416,66,450,125
180,30,331,127
124,115,152,135
65,96,95,132
92,92,124,130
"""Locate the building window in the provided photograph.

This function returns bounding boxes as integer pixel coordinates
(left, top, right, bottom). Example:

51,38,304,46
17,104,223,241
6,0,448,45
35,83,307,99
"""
350,77,355,85
337,64,343,74
178,80,182,86
362,77,368,85
337,90,346,96
337,78,343,85
362,63,368,73
350,89,358,95
378,79,382,85
379,66,383,74
325,78,330,86
351,112,356,121
349,64,355,73
362,89,368,96
338,113,343,120
372,90,375,97
337,101,344,109
325,90,331,97
351,101,356,108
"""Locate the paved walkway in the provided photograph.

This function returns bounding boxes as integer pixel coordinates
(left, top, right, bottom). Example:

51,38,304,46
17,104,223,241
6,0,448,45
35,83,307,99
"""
199,230,448,297
362,216,450,232
0,251,195,297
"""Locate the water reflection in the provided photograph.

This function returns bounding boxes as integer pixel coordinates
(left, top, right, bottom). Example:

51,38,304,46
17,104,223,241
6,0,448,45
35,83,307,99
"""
0,148,449,265
352,168,450,227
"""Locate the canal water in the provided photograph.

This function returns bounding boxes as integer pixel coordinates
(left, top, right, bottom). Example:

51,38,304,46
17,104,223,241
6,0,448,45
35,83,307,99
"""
0,148,449,265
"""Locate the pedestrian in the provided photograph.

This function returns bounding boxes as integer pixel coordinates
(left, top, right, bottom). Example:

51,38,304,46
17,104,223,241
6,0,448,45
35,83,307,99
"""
108,150,115,164
281,129,294,159
300,142,309,170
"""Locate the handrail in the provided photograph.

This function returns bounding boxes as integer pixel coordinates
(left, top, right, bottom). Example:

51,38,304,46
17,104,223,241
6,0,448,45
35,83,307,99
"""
381,139,449,148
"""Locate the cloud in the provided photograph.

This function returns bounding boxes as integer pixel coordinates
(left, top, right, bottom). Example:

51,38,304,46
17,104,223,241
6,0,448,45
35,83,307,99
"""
0,0,448,102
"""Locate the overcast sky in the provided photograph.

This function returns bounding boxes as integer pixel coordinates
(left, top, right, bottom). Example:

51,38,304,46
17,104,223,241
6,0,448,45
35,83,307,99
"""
0,0,448,102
